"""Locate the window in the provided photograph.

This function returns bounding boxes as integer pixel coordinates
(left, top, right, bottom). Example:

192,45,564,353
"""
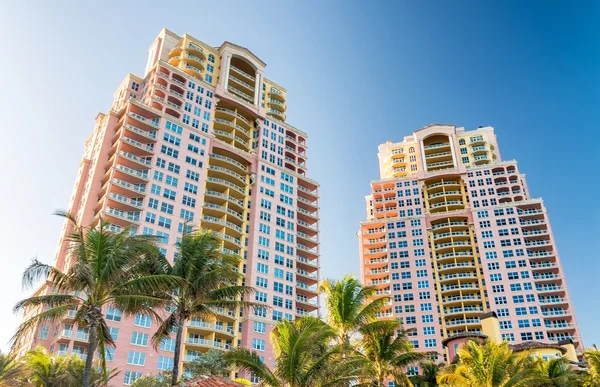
424,339,437,348
255,291,267,303
106,307,122,322
134,314,151,328
254,321,266,333
157,356,174,370
160,338,176,351
182,195,196,207
127,351,146,366
252,339,265,351
124,371,142,385
131,332,149,346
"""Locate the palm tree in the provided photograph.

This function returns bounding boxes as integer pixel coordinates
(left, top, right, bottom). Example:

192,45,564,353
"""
358,319,425,386
437,340,538,387
23,346,118,387
584,345,600,387
150,229,258,386
533,356,582,387
13,212,180,387
224,316,360,387
318,274,390,351
0,352,26,386
410,361,443,387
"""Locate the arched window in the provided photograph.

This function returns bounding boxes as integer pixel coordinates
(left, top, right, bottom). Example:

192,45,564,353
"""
459,138,466,145
208,54,215,63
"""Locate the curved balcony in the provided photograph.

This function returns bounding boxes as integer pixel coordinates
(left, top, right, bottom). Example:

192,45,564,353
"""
113,164,149,184
437,261,476,274
186,43,206,59
469,137,486,146
230,65,255,84
438,272,478,284
203,202,244,222
206,177,246,198
267,108,285,121
229,74,255,96
109,178,146,196
185,338,231,351
391,159,407,168
433,231,470,243
168,46,182,58
204,189,245,213
431,220,469,231
428,190,462,203
444,306,485,318
442,295,482,306
201,215,243,236
209,153,247,176
208,165,246,186
440,283,479,296
268,87,285,102
267,98,286,112
215,107,252,132
445,318,481,328
184,63,204,79
297,268,319,285
393,170,408,178
168,55,181,67
185,54,205,70
434,240,471,253
471,145,487,155
227,85,254,104
430,200,464,212
187,319,235,338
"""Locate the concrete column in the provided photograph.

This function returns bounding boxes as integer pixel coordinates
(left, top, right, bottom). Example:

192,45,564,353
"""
254,71,262,106
223,54,232,90
419,140,426,170
449,135,458,167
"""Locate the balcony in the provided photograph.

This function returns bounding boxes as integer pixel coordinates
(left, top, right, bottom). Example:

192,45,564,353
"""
204,189,245,211
188,319,235,336
185,338,231,351
268,87,285,102
438,272,478,283
206,177,246,196
437,261,476,273
431,221,469,231
110,178,146,195
442,295,482,306
201,215,242,234
230,65,255,84
215,107,252,131
128,113,160,129
105,207,140,225
435,250,474,263
469,136,485,145
268,108,285,121
433,231,469,241
124,124,157,141
424,142,450,150
444,306,484,317
430,200,464,210
445,318,480,327
208,165,246,185
539,298,568,305
297,207,318,222
296,256,319,270
227,85,254,104
429,190,462,200
117,151,152,168
106,192,143,211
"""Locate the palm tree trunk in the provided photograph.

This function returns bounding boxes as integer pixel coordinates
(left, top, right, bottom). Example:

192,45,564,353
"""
171,314,185,386
83,322,97,387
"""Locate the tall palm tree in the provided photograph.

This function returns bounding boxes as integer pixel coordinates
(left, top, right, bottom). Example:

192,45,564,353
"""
318,274,390,351
0,352,26,386
13,212,180,387
584,345,600,387
410,361,443,387
224,316,361,387
150,229,258,386
358,319,425,386
437,340,538,387
533,356,582,387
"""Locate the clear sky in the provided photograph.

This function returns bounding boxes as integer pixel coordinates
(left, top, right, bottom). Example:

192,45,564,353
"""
0,0,598,351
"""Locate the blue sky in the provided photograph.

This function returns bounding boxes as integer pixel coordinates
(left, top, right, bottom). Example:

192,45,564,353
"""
0,0,598,350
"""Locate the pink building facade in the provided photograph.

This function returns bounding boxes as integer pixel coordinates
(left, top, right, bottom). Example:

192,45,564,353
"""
359,124,582,369
17,28,319,386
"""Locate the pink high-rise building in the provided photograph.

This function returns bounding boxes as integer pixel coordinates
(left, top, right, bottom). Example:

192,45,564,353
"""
16,28,320,385
358,124,582,368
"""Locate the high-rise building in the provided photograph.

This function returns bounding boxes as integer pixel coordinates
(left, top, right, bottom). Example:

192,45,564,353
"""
358,124,582,366
17,28,320,385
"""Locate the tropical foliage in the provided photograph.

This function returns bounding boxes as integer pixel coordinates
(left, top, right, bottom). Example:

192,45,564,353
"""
318,274,390,351
12,212,180,387
0,347,117,387
149,229,257,385
225,316,363,387
357,320,425,386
